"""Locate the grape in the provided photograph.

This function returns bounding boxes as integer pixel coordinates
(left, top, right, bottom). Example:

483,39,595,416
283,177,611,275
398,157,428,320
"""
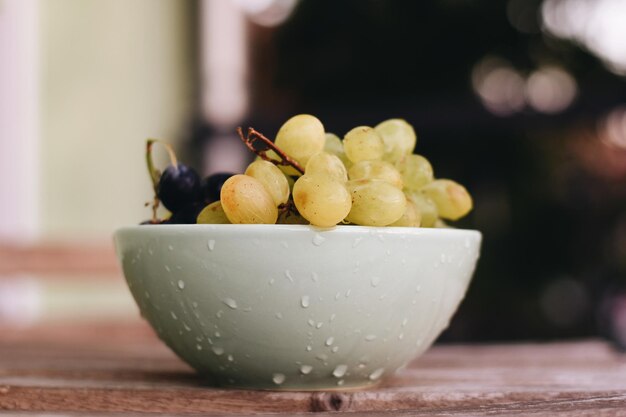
262,150,301,177
169,202,204,224
375,119,417,163
201,172,234,204
348,160,403,189
343,126,384,163
157,163,201,212
324,133,352,168
305,152,348,183
346,179,406,226
292,175,351,227
420,179,473,220
244,160,290,206
197,201,230,224
389,199,421,227
396,154,434,191
406,191,438,227
220,174,278,224
275,114,325,170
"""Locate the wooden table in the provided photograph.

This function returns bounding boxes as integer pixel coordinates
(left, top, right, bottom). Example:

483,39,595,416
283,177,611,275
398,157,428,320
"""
1,323,625,416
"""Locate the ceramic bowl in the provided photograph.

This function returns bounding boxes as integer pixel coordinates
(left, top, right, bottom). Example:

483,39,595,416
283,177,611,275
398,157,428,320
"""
114,224,481,390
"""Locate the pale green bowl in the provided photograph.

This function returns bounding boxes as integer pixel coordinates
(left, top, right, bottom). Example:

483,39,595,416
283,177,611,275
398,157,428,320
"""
114,224,481,390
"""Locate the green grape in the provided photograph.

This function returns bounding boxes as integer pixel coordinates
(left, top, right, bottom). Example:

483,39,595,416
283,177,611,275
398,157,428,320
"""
375,118,417,163
220,174,278,224
434,219,452,228
420,179,473,220
324,133,352,168
293,175,351,227
305,152,348,183
343,126,384,163
406,191,438,227
389,199,421,227
346,179,406,226
348,160,403,189
263,149,301,177
197,201,230,224
275,114,325,170
396,154,434,191
244,159,290,206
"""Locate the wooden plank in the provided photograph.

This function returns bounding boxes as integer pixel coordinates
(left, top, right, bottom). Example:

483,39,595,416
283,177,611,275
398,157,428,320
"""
1,323,626,414
0,243,119,276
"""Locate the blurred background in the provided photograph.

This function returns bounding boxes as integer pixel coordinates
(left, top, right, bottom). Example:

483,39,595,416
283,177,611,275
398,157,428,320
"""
1,0,626,345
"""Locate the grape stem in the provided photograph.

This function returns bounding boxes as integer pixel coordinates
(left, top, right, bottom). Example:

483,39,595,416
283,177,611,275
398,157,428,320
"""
145,139,179,222
236,127,305,175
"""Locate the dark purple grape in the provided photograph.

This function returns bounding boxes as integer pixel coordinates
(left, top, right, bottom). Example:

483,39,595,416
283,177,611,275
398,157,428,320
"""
201,172,235,203
169,202,205,224
157,164,201,212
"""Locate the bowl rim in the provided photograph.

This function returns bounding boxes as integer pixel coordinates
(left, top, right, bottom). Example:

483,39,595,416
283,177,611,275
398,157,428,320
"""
115,224,481,239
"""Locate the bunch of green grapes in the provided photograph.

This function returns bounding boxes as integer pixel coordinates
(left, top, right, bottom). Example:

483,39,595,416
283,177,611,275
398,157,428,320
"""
196,114,473,228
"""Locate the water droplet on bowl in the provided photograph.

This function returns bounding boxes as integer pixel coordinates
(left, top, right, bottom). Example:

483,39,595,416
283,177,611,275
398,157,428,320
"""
325,336,334,346
332,364,348,378
316,354,328,361
170,311,178,320
337,379,345,386
269,278,275,285
331,346,339,353
316,322,323,329
212,346,224,356
164,265,171,272
301,295,310,308
227,354,234,362
398,333,404,340
365,334,377,341
312,233,326,246
311,272,319,282
371,277,381,287
214,331,221,338
329,313,336,322
285,270,294,282
183,323,191,332
207,239,216,251
307,319,315,327
216,310,224,319
272,373,286,385
196,344,202,351
168,245,174,251
223,298,238,309
352,237,364,248
192,301,198,308
306,345,312,351
345,289,352,297
177,280,185,290
300,365,313,375
275,312,283,319
369,368,385,380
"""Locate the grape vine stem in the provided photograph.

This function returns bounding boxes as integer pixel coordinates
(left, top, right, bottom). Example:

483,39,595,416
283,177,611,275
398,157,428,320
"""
236,127,305,175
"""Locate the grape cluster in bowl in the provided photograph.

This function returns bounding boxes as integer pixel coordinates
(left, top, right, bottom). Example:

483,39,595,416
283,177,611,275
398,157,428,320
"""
143,115,472,228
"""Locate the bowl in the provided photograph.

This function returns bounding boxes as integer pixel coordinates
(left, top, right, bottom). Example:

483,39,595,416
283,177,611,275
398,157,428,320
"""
114,224,481,390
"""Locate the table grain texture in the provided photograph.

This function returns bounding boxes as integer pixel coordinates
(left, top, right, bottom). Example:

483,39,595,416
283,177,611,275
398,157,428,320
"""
1,323,625,416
